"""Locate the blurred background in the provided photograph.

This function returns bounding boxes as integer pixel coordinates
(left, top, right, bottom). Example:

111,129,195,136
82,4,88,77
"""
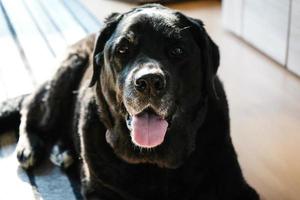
0,0,299,199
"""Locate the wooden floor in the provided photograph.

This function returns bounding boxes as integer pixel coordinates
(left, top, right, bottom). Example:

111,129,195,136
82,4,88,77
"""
82,1,300,200
0,0,100,101
0,0,300,199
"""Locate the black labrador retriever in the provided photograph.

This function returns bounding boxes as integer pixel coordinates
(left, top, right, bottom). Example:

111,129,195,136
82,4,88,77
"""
0,4,259,200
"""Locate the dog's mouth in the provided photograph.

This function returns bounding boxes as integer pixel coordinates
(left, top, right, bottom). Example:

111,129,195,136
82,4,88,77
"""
126,108,169,148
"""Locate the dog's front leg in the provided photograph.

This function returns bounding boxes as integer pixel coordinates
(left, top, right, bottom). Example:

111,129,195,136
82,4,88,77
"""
16,52,88,169
77,93,119,200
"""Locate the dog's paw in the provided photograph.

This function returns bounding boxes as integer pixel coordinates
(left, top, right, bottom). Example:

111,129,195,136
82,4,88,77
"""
50,144,74,169
17,145,35,169
16,134,44,169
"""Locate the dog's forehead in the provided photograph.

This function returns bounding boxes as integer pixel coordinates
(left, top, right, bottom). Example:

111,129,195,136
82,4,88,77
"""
117,7,180,34
129,7,178,24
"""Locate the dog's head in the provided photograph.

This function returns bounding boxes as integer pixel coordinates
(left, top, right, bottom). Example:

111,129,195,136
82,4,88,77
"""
90,4,219,168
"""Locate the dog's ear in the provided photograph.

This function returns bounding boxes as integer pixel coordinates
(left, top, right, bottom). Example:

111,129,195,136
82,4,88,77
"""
185,17,220,97
89,13,123,87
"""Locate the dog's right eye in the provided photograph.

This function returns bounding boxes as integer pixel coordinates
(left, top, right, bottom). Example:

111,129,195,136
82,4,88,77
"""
116,45,129,55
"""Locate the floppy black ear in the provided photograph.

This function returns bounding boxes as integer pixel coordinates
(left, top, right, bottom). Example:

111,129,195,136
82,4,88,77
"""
89,13,123,87
187,17,220,97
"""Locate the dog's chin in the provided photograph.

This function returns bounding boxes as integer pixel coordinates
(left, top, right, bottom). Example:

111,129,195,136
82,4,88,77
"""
125,107,172,149
104,105,187,169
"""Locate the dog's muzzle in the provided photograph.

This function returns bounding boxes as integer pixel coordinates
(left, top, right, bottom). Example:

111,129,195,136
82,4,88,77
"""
124,63,171,148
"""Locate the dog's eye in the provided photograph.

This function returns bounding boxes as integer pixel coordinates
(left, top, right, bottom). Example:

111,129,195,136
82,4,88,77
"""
169,47,184,57
116,45,129,55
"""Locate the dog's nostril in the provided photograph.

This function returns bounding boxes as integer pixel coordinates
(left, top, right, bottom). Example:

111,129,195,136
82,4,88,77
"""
135,78,148,92
153,76,165,91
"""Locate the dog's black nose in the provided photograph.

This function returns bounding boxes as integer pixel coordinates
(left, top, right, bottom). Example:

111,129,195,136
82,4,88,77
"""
134,73,166,95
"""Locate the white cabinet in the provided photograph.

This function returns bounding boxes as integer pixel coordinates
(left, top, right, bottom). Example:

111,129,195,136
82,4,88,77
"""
243,0,290,65
222,0,244,36
287,0,300,75
223,0,300,77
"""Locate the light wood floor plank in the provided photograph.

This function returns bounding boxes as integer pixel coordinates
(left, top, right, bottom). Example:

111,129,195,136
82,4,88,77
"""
0,1,34,98
62,0,101,34
23,0,67,57
2,0,56,84
39,0,87,45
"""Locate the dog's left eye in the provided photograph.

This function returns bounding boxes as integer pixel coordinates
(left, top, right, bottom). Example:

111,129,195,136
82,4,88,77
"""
169,46,185,57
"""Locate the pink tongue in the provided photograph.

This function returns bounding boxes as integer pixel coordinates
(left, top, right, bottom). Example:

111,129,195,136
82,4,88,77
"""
131,112,168,148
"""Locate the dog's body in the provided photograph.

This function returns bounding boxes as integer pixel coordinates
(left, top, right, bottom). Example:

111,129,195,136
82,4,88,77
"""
0,4,259,200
